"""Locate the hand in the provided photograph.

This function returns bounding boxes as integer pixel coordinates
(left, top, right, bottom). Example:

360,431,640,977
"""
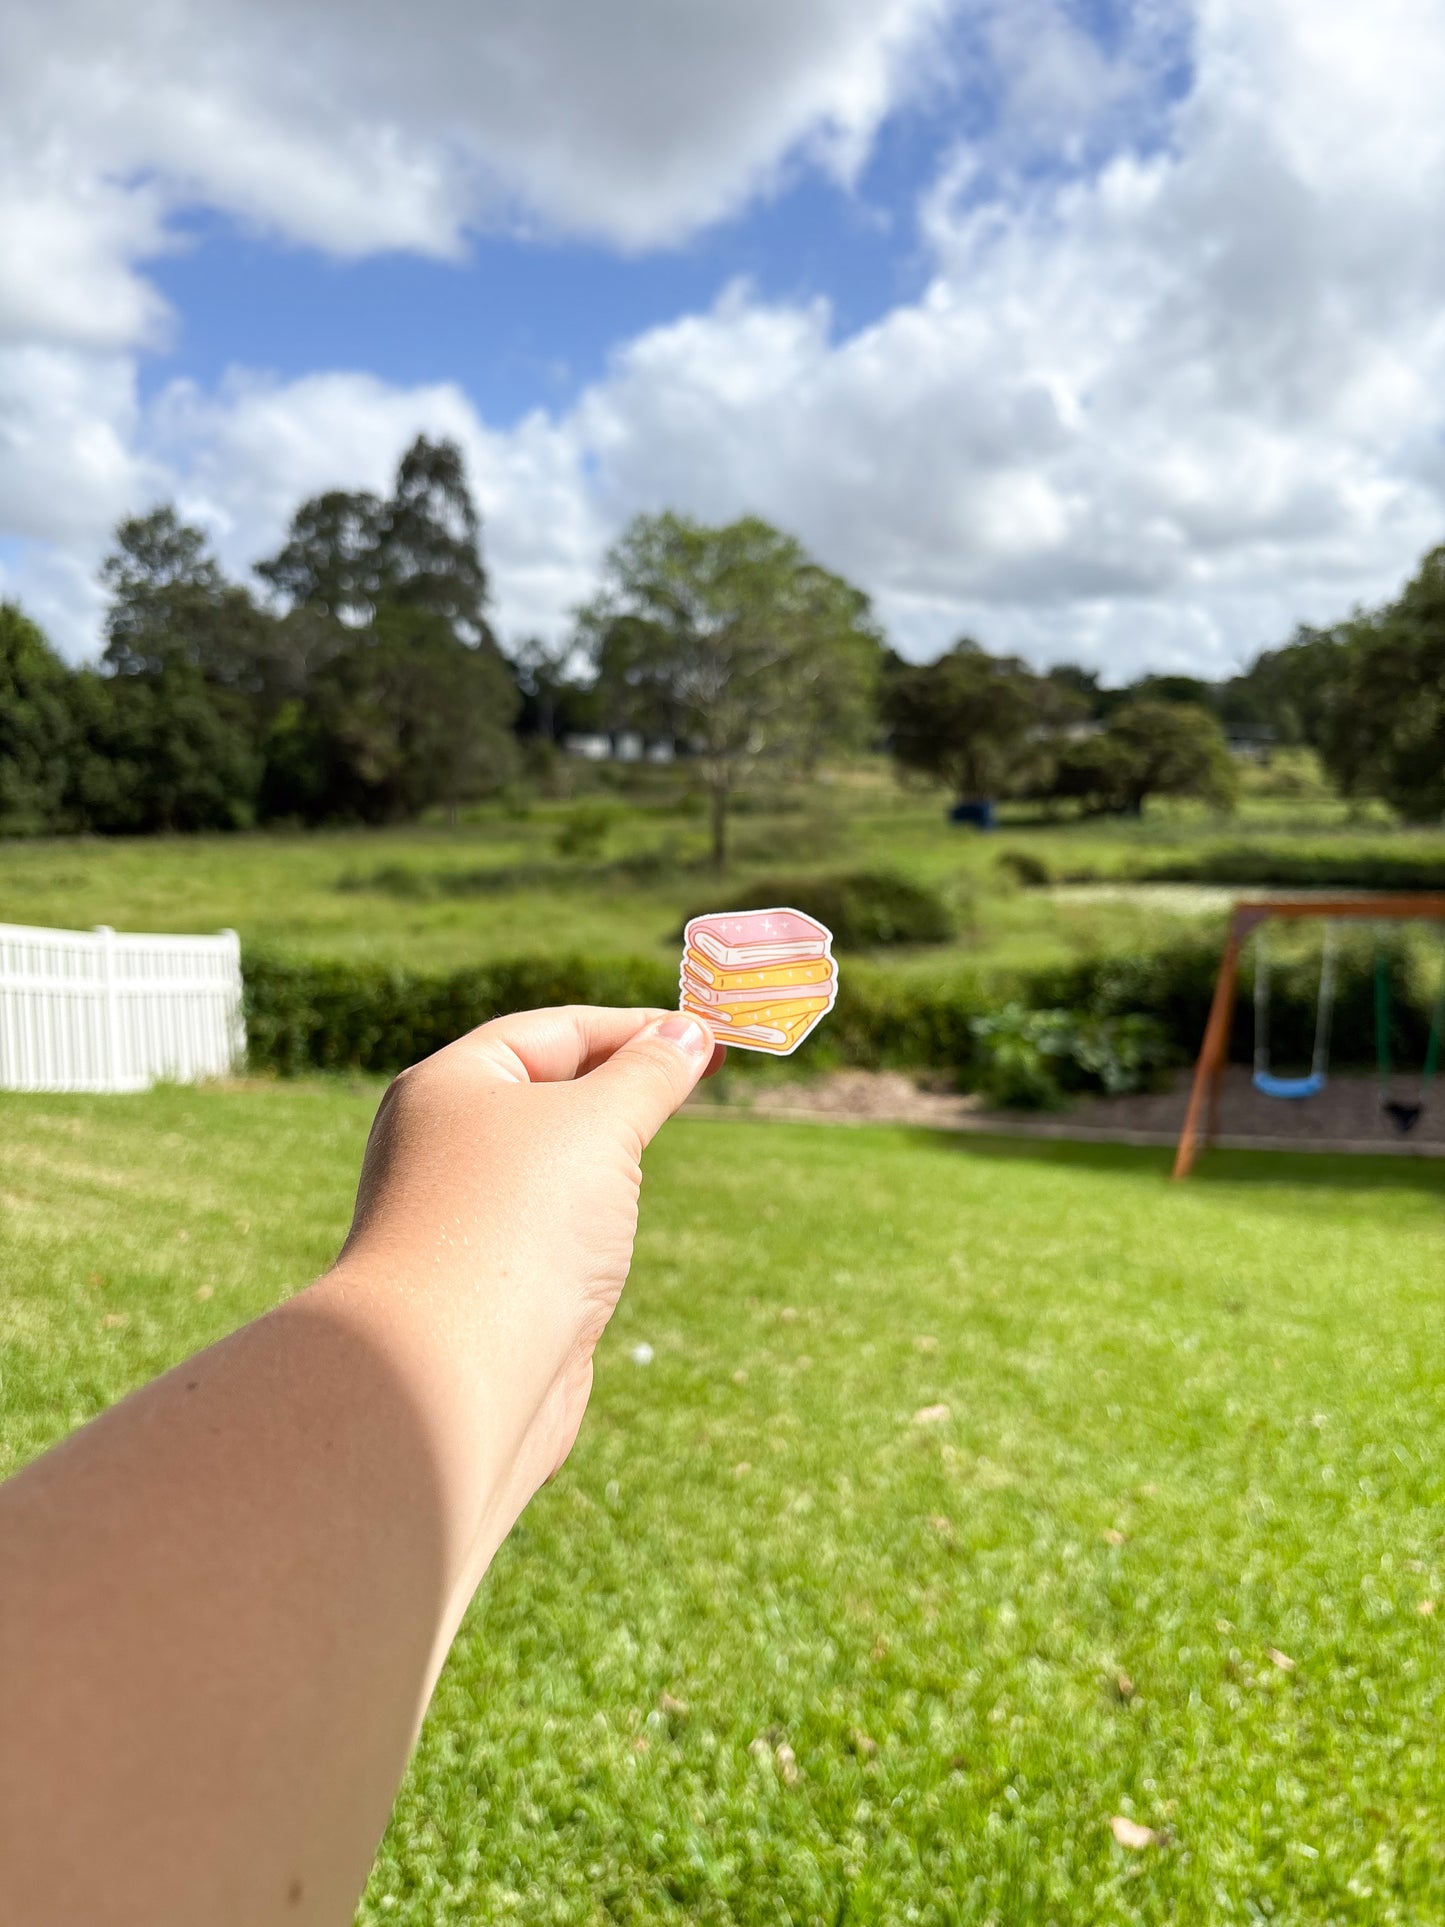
329,1005,722,1602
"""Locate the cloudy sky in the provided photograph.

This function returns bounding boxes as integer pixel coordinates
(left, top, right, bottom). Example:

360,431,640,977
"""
3,0,1444,678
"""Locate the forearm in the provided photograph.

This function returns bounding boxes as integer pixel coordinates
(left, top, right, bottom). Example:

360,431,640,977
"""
0,1270,520,1927
0,1005,713,1926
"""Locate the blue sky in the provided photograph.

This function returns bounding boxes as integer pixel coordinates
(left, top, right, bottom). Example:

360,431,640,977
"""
2,0,1443,674
147,175,925,429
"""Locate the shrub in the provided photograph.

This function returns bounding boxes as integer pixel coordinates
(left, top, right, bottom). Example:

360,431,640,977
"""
553,802,616,861
995,848,1052,888
684,870,954,948
970,1005,1173,1109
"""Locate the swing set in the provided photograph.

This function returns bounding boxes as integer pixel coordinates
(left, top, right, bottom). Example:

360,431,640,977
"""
1172,895,1445,1178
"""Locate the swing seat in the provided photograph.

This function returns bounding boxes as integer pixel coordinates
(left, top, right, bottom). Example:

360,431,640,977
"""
1383,1098,1424,1134
1253,1070,1327,1101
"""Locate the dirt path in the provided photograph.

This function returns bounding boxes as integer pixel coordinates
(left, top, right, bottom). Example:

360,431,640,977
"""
686,1066,1445,1158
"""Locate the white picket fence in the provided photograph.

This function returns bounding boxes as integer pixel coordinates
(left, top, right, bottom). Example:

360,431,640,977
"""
0,923,245,1093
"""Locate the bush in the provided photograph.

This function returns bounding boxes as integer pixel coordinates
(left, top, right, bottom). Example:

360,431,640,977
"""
553,802,616,861
684,870,954,949
995,848,1052,888
970,1005,1173,1109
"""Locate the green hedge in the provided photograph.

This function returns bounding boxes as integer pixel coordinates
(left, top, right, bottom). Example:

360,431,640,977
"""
1056,846,1445,891
244,930,1440,1085
245,954,678,1078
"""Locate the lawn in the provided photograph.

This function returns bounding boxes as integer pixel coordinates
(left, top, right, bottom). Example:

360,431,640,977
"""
3,1081,1444,1922
0,769,1439,979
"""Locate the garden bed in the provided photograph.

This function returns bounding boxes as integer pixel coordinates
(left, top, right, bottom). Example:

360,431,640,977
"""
690,1065,1445,1156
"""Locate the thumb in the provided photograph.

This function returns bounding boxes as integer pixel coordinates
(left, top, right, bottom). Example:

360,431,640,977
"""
580,1012,716,1150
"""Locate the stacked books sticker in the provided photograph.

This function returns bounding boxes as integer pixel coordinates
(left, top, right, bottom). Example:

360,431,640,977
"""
680,906,838,1055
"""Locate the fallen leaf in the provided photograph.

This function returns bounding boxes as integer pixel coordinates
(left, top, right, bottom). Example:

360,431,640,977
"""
732,1369,749,1385
658,1691,689,1716
732,1462,751,1478
1266,1647,1295,1671
847,1728,878,1760
101,1312,127,1330
779,1307,799,1324
949,1753,968,1773
195,1284,214,1302
1111,1816,1160,1851
870,1636,889,1661
1115,1671,1135,1701
1102,1528,1126,1546
913,1403,950,1426
748,1736,771,1762
175,1229,188,1243
928,1514,954,1538
632,1735,649,1755
776,1742,801,1785
1419,1600,1436,1617
914,1335,939,1353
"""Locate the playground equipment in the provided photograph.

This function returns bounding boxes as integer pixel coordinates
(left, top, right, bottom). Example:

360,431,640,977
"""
1172,894,1445,1178
1252,920,1337,1100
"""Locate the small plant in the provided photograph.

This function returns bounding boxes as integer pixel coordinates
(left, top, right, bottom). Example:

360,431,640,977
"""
553,802,616,862
970,1005,1074,1108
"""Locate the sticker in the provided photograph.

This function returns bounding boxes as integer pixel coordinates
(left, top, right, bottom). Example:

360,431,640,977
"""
680,907,837,1055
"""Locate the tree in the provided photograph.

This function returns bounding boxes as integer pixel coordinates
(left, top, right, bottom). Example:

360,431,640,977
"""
254,491,385,627
1316,548,1445,821
260,605,518,825
1083,699,1238,815
1218,626,1346,748
65,667,262,834
0,602,76,832
257,436,498,649
101,508,277,698
881,640,1041,805
377,437,494,645
583,513,883,867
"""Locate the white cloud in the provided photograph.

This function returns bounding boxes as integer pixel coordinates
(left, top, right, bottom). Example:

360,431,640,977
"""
4,0,1445,683
0,0,951,284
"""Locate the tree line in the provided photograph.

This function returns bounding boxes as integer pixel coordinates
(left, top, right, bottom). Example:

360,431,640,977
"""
3,432,1444,853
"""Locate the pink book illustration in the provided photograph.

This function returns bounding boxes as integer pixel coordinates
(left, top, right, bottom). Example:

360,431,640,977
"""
679,907,837,1055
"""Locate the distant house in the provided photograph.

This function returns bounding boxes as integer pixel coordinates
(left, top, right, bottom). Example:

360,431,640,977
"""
562,732,677,764
1225,723,1277,761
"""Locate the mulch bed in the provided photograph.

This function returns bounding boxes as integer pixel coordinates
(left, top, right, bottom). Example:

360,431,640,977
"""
687,1066,1445,1158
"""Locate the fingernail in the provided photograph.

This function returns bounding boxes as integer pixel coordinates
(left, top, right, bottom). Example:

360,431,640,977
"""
655,1013,713,1060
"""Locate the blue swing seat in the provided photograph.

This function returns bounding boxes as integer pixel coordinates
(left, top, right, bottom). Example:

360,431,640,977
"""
1253,1070,1327,1101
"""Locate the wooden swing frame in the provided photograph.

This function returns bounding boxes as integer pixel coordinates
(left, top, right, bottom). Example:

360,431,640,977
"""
1172,894,1445,1179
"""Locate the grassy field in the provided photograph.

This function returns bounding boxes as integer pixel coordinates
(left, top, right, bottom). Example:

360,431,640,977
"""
0,768,1439,979
4,1080,1444,1922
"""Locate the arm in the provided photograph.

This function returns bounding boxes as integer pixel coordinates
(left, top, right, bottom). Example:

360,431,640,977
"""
0,1006,718,1927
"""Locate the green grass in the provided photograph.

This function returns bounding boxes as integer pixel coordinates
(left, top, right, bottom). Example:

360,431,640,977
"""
4,1081,1444,1921
1,775,1441,978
